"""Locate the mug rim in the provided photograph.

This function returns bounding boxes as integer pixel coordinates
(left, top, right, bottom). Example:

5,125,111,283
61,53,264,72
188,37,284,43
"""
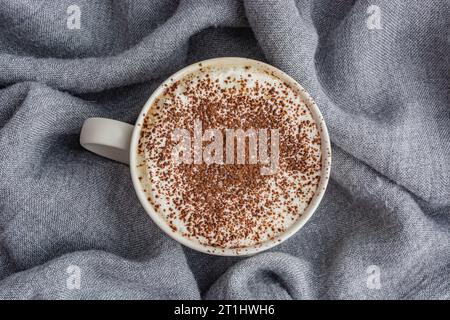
129,57,331,256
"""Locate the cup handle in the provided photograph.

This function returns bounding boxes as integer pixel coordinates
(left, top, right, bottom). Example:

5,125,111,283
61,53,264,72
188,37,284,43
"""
80,117,134,165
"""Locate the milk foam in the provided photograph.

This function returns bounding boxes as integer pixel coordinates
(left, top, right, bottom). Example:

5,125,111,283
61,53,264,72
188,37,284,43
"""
136,62,322,251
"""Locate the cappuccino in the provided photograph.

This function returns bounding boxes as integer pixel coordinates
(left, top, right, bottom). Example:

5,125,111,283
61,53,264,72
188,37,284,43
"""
136,61,322,251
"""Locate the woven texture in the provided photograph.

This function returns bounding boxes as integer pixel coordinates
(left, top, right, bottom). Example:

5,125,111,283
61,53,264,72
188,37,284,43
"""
0,0,449,299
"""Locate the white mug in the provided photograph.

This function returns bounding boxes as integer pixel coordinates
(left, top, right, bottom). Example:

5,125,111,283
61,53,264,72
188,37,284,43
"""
79,57,331,256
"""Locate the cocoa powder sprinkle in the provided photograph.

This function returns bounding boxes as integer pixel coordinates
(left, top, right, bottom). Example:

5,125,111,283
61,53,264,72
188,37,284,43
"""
136,64,322,249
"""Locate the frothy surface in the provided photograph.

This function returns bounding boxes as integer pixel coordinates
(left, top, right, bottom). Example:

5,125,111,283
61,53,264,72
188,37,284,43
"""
136,62,322,251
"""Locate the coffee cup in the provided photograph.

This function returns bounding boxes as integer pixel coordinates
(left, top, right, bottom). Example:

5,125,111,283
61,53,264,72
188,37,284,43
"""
80,57,331,256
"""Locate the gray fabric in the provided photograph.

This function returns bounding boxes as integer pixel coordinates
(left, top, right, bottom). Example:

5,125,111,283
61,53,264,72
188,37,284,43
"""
0,0,449,300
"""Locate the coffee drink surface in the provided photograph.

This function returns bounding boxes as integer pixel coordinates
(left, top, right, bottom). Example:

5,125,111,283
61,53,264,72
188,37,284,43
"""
136,62,322,251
